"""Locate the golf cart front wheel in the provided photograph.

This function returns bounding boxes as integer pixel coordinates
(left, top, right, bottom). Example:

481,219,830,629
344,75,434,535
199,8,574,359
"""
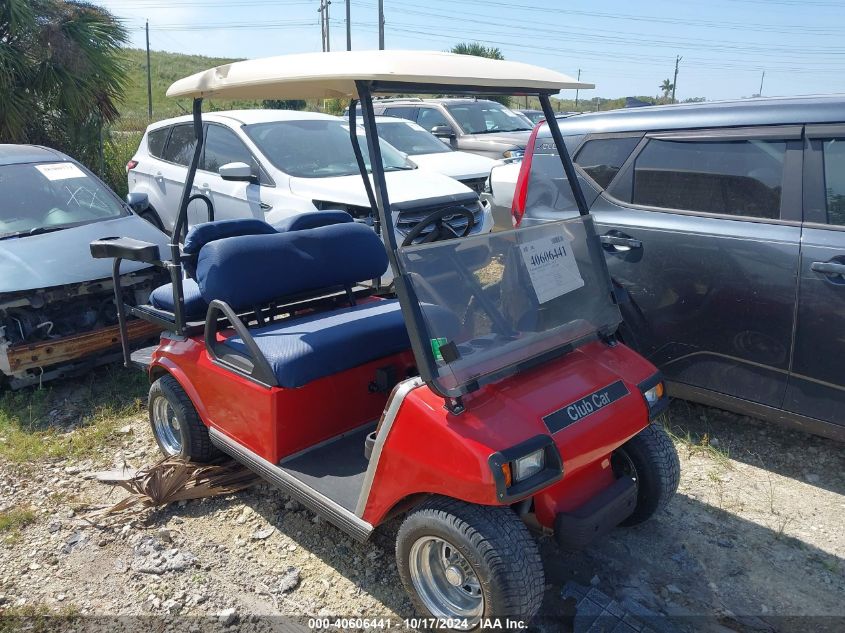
396,497,544,629
148,375,218,462
612,420,679,526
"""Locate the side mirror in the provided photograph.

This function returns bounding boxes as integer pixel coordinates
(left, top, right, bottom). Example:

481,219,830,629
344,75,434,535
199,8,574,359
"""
219,162,256,182
125,192,150,214
430,125,456,139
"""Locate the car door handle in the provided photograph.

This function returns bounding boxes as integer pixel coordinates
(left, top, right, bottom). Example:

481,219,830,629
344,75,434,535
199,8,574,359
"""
259,202,272,211
601,234,642,251
811,261,845,276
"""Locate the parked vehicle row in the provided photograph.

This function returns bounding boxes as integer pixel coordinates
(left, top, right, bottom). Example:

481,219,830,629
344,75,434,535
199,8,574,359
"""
502,95,845,441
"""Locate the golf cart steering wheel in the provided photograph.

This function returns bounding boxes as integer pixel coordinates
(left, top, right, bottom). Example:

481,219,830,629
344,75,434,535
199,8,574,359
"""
401,207,475,247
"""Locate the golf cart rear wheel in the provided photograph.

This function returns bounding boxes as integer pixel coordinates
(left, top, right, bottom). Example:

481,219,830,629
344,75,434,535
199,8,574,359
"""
148,375,218,462
396,497,544,629
612,420,679,526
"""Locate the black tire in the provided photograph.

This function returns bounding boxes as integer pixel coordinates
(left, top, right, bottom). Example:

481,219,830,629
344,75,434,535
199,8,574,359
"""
613,421,679,526
139,207,165,231
148,375,218,462
396,497,544,628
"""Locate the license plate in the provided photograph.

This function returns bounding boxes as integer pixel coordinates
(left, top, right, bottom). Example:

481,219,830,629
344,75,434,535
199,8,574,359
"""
544,381,630,434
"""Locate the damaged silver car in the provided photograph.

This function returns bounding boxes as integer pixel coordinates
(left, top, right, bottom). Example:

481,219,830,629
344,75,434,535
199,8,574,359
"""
0,145,169,388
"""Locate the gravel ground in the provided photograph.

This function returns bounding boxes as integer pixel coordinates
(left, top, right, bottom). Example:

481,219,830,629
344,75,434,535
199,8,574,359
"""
0,375,842,633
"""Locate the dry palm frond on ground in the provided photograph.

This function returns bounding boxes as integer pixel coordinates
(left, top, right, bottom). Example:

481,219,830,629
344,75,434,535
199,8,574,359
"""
92,457,257,516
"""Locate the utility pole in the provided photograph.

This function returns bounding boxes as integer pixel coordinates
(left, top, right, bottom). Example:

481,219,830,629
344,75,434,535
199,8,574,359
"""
318,2,324,51
345,0,351,50
145,20,153,118
318,1,331,51
574,69,581,110
758,70,765,96
671,55,682,103
378,0,384,50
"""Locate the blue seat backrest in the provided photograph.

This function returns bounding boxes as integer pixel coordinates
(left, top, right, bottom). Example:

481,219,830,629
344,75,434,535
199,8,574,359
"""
273,210,353,233
196,222,388,312
182,219,278,278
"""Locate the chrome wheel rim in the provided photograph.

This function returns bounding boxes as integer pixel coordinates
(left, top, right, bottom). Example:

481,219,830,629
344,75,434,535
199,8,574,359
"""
408,536,484,625
151,395,182,456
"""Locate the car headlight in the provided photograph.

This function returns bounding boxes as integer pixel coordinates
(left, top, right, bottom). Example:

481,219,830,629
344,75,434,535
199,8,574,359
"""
502,148,524,159
512,449,545,482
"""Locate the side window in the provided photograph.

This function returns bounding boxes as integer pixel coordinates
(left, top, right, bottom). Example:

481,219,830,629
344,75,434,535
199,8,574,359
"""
161,124,197,166
383,106,417,120
625,138,787,219
416,107,450,132
146,127,169,158
203,125,256,174
574,137,640,189
822,138,845,225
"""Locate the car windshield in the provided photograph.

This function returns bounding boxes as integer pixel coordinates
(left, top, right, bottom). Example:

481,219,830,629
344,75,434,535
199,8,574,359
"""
399,216,622,394
444,101,533,134
520,110,545,124
244,119,413,178
376,120,452,156
0,162,125,239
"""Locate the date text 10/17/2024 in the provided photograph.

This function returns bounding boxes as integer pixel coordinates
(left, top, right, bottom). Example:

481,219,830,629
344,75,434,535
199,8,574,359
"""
307,618,528,630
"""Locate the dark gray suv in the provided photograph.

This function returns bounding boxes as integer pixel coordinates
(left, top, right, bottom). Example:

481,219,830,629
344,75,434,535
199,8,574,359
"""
512,95,845,441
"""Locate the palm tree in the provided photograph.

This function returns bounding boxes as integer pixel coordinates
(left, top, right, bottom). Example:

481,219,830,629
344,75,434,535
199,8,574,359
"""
451,42,505,60
659,79,674,100
0,0,128,167
450,42,509,105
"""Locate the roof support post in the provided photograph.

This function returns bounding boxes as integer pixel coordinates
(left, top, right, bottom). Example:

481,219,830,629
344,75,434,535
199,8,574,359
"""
355,80,444,397
539,93,589,216
167,96,205,334
347,99,380,233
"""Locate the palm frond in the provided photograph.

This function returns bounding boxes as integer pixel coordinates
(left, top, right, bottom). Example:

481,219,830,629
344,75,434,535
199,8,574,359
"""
92,457,257,516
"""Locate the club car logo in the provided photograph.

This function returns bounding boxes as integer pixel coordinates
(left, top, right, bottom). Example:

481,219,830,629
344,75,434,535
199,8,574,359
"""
543,381,630,434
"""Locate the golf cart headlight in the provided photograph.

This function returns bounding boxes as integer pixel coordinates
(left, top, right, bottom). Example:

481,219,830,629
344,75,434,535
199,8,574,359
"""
512,449,545,482
503,148,524,159
642,382,665,406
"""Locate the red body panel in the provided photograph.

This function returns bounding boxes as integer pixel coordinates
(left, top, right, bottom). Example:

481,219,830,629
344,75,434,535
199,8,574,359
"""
151,335,415,463
151,327,656,532
360,340,656,527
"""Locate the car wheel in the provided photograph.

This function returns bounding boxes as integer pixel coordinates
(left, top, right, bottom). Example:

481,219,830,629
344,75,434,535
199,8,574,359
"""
396,497,544,629
148,375,218,462
612,421,679,526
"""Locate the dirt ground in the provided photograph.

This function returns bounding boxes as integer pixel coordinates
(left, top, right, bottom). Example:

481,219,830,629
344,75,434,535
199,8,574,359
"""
0,370,842,632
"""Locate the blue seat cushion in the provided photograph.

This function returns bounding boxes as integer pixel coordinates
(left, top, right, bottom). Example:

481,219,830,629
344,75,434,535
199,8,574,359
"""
149,279,208,321
222,300,459,388
273,210,353,233
223,300,408,388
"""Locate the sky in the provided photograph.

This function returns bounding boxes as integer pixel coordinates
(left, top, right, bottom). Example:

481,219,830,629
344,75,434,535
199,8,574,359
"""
97,0,845,102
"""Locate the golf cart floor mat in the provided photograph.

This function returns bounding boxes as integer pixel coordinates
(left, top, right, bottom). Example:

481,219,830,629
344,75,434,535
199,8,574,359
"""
279,423,375,511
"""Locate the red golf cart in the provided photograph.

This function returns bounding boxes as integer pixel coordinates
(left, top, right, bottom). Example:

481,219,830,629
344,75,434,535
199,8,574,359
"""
91,51,679,627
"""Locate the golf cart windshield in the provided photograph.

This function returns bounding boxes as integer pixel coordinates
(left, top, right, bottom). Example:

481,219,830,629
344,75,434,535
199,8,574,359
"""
401,216,620,394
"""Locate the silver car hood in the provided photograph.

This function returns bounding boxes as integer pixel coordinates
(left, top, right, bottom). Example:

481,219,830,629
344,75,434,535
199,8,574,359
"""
0,215,170,292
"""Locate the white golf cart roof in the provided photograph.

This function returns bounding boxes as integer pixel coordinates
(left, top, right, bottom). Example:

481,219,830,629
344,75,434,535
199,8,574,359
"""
166,50,593,101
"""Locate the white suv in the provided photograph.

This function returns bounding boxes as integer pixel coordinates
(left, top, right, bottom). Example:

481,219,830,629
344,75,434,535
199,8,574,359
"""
128,110,492,241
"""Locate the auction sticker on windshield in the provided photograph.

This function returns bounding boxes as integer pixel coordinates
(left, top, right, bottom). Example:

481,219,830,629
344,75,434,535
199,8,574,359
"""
35,162,86,181
519,232,584,303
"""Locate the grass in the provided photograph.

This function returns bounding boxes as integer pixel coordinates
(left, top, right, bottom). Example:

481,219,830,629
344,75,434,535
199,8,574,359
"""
0,604,80,632
0,367,147,464
0,507,36,533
